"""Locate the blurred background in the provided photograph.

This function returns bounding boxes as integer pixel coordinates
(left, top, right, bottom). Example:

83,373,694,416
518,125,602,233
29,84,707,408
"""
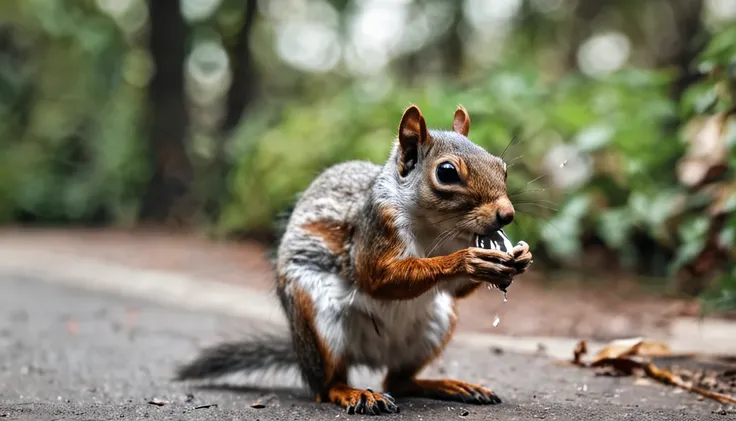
0,0,735,318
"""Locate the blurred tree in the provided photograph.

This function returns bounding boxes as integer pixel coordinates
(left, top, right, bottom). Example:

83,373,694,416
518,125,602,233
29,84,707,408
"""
222,0,259,134
199,0,260,222
140,0,194,224
398,0,464,85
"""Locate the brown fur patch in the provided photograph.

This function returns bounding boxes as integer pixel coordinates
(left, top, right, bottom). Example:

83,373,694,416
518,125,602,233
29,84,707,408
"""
377,205,396,224
327,382,395,409
454,157,469,183
462,153,507,202
386,378,497,402
277,274,288,289
301,220,351,255
452,281,483,298
292,284,342,394
363,250,467,300
355,204,469,300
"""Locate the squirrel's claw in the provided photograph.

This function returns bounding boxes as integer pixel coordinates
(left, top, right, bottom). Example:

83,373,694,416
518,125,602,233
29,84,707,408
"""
511,241,533,274
343,388,399,415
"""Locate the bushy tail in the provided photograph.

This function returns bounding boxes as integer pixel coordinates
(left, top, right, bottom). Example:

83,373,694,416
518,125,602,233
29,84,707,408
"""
175,333,298,381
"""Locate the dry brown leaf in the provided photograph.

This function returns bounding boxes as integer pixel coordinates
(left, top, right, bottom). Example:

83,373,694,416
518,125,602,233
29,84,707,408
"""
677,112,734,188
643,362,736,406
591,357,646,375
590,338,671,365
631,340,672,357
572,340,588,366
566,338,736,405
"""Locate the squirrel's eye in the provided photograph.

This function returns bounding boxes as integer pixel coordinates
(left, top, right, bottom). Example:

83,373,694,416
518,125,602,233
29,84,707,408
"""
436,162,461,184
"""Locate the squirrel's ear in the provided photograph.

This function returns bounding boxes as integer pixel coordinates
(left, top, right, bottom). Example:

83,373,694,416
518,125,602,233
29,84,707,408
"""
397,105,428,177
453,105,470,137
399,105,428,147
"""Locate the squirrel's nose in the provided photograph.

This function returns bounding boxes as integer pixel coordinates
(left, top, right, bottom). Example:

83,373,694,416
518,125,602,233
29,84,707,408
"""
496,207,515,227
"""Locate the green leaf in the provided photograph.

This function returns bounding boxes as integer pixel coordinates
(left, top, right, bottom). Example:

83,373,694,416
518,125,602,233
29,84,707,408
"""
540,194,590,259
598,208,632,249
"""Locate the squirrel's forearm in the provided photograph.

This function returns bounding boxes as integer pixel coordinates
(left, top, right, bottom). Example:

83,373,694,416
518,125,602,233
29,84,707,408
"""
357,251,467,300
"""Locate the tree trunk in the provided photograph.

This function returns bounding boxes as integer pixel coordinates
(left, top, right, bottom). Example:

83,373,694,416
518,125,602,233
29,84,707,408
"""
199,0,260,223
140,0,194,225
221,0,259,134
440,1,464,78
667,0,707,103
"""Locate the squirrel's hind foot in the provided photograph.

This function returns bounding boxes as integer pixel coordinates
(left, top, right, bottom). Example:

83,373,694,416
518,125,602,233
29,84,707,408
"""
326,383,399,415
386,379,501,405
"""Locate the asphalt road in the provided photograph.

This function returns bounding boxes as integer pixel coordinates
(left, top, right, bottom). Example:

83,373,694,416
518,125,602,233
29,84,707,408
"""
0,275,732,420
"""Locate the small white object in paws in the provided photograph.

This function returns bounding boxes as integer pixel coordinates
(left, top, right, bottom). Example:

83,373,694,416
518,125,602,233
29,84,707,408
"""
473,230,518,329
474,229,514,253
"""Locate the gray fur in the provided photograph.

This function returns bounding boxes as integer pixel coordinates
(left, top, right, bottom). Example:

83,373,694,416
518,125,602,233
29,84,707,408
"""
174,333,297,380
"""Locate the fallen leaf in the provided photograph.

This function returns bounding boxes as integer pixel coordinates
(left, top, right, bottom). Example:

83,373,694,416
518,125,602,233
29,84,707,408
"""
591,356,646,375
572,340,588,366
677,112,734,188
591,338,671,365
566,338,736,405
644,362,736,406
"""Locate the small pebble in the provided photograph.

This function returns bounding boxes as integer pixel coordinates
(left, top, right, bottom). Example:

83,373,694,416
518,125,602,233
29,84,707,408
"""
148,398,167,406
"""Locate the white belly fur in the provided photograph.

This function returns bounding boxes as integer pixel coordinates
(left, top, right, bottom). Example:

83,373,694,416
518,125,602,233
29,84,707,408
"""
298,270,456,371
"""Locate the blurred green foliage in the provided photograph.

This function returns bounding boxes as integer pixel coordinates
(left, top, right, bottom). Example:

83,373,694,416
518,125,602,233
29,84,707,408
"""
0,0,734,306
0,0,149,225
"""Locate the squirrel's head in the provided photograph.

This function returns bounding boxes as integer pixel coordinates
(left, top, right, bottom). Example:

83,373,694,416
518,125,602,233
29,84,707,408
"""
395,104,514,238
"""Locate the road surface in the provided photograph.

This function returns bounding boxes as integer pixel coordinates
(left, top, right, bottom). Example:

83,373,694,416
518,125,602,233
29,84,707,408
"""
0,274,732,420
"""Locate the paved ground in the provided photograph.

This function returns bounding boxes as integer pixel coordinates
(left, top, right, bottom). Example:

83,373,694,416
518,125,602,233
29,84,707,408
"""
1,274,733,420
0,227,715,341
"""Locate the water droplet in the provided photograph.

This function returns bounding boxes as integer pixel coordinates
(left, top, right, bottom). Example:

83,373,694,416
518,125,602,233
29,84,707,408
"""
492,315,501,327
503,291,508,302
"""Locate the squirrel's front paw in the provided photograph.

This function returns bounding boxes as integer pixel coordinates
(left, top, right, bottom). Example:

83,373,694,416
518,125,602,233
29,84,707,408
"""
511,241,533,274
465,248,517,289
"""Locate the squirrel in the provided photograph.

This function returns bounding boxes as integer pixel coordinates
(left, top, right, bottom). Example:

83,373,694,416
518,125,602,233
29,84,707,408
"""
175,105,533,415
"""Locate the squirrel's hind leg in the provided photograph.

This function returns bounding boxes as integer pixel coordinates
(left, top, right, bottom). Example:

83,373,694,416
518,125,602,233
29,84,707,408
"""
280,279,398,415
381,300,502,406
383,376,501,405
